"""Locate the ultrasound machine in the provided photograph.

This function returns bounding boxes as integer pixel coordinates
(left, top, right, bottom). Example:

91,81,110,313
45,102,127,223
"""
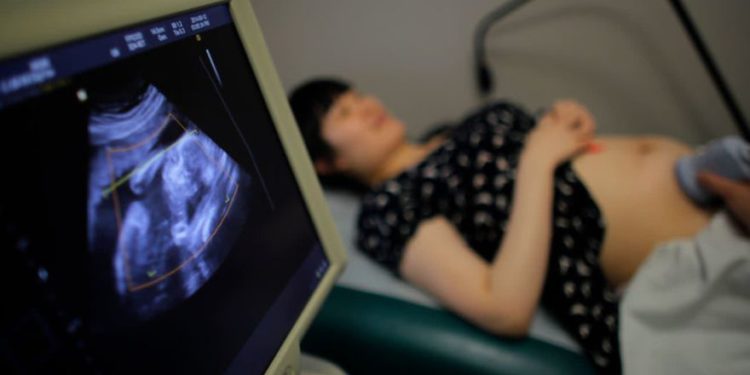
0,0,347,373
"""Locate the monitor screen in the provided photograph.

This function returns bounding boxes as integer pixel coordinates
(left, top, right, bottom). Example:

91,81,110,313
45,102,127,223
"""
0,3,332,373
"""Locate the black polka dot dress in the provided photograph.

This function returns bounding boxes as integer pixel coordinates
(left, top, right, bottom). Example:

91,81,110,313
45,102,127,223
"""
357,102,621,373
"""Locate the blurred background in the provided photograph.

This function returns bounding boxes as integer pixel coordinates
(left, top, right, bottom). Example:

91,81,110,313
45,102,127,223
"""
253,0,749,145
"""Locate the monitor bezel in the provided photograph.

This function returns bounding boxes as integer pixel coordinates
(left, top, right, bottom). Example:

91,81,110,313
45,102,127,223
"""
0,1,347,374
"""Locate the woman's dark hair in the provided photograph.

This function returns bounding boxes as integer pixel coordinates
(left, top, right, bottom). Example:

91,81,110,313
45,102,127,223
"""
288,78,369,193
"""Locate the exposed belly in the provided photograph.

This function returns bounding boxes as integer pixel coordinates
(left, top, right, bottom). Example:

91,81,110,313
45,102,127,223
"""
572,136,713,287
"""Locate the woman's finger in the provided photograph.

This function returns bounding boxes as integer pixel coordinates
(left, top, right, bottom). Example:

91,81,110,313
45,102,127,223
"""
580,109,596,133
558,103,579,127
568,138,592,160
578,118,596,139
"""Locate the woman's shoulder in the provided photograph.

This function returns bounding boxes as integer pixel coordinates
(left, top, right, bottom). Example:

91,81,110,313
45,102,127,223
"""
417,100,534,146
359,175,415,217
356,174,424,272
455,100,535,136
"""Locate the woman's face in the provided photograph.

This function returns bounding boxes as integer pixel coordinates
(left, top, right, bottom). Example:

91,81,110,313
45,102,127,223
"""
319,90,406,178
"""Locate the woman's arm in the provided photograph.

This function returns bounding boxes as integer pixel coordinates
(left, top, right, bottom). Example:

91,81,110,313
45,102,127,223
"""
400,100,595,336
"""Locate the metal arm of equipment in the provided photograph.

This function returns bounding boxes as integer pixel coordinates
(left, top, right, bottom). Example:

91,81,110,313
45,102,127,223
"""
669,0,750,141
474,0,531,98
475,0,750,142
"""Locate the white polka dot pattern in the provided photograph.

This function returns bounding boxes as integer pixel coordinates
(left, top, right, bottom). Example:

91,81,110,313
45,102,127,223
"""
356,102,621,372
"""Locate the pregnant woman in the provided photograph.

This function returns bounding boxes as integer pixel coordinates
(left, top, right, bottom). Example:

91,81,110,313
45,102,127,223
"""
289,78,713,372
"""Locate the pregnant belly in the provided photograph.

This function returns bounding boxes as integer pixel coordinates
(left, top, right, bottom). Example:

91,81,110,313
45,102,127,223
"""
572,136,713,287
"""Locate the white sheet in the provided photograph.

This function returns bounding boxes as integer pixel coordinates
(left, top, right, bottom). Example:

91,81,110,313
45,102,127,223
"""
620,211,750,375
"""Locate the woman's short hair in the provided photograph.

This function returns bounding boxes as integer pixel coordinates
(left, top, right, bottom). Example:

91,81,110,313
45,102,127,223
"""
288,78,350,163
288,78,368,193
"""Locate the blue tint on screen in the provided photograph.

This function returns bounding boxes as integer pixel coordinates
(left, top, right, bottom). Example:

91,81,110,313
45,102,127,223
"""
87,84,252,320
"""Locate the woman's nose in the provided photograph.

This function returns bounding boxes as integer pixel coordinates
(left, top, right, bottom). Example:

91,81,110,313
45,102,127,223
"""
360,96,380,116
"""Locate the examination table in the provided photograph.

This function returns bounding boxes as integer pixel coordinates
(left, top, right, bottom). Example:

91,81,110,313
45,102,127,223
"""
301,192,595,374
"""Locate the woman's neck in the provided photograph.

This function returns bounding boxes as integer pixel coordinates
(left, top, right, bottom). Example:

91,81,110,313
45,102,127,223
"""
366,138,443,186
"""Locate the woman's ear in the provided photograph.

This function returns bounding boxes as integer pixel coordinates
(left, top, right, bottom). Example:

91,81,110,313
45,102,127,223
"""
313,159,335,175
314,156,349,176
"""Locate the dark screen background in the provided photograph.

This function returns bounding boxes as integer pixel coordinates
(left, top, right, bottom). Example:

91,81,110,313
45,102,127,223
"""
0,11,324,374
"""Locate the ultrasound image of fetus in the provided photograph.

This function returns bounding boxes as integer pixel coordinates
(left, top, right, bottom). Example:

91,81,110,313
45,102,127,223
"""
87,84,251,321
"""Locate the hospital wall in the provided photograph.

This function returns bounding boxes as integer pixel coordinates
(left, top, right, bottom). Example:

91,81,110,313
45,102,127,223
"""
253,0,748,145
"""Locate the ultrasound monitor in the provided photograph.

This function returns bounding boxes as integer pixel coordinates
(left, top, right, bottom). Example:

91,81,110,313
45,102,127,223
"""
0,0,346,373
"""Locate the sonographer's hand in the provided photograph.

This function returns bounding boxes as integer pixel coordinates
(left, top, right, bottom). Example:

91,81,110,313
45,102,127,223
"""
698,172,750,234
